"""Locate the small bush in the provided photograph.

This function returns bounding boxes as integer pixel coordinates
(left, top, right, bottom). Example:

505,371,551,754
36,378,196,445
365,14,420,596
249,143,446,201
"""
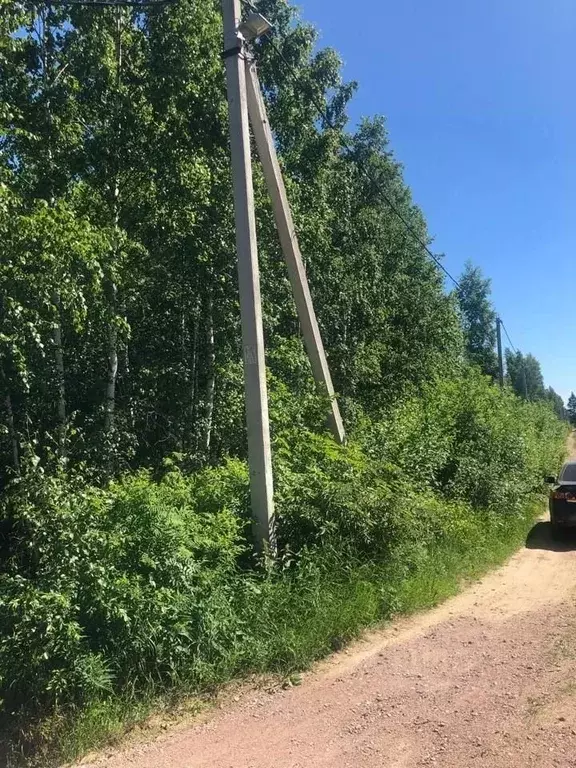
0,466,247,717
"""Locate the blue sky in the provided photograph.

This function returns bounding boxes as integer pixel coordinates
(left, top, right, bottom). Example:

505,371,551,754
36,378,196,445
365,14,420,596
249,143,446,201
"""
297,0,575,402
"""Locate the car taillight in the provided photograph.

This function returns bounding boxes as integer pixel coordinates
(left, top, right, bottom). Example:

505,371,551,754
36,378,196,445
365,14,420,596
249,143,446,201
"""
554,491,570,500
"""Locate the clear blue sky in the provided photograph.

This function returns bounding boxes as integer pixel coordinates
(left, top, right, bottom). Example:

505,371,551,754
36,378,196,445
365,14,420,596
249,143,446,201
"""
298,0,575,402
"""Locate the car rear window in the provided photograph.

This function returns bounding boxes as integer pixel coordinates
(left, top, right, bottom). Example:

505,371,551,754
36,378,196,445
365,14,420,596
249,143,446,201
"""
560,464,576,482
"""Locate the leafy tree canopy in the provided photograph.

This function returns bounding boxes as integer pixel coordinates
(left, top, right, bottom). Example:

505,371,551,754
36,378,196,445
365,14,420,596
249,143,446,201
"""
456,261,498,378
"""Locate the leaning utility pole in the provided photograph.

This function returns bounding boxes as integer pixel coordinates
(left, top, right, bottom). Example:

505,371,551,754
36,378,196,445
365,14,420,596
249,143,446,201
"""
221,0,275,551
245,59,345,445
496,316,504,388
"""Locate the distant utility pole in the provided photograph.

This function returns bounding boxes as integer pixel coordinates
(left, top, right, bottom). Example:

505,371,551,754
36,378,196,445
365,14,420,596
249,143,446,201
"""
496,317,504,388
221,0,275,552
245,59,346,445
522,365,529,400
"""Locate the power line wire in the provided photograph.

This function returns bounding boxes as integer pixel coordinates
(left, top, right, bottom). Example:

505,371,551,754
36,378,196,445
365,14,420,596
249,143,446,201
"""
500,320,518,354
240,2,534,371
264,33,462,288
500,319,530,398
239,1,461,286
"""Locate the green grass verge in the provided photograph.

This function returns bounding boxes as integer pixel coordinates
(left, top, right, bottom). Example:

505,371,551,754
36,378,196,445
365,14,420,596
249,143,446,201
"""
6,496,542,768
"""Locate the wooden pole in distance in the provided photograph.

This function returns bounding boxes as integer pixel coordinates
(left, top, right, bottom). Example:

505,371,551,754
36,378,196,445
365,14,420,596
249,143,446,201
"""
221,0,275,551
245,59,346,445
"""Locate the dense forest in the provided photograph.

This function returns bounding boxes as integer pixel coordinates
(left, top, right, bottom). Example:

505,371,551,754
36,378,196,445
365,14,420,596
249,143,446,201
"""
0,1,569,763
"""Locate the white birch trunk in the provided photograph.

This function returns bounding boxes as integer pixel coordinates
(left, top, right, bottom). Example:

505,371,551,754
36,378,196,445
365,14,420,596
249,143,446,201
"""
203,294,215,454
52,293,67,458
104,9,123,438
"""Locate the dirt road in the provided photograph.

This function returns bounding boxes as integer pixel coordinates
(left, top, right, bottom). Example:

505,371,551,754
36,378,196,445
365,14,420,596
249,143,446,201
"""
84,446,576,768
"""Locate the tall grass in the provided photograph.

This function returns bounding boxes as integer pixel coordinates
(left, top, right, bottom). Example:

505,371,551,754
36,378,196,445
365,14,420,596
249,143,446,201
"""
3,496,542,767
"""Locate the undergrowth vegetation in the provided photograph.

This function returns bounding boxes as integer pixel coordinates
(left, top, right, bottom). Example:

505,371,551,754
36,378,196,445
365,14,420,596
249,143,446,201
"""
0,1,570,763
0,371,567,765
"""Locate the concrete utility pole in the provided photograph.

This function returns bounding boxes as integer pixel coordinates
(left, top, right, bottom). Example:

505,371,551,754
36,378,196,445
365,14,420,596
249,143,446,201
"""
496,317,504,388
221,0,275,551
245,60,346,445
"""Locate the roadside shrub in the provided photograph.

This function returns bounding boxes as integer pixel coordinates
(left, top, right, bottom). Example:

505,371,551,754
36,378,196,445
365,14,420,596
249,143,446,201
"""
359,368,567,514
0,369,567,763
0,465,247,716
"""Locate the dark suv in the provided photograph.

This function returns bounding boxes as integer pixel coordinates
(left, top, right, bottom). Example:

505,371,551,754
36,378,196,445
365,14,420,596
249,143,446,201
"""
548,461,576,533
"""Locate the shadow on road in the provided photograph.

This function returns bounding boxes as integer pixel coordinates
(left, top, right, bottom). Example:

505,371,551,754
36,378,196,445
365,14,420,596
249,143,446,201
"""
525,521,576,552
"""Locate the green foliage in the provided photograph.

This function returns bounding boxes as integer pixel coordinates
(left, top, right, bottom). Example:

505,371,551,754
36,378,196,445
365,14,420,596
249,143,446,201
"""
0,0,466,477
0,466,247,718
567,392,576,426
0,3,569,764
456,261,498,378
505,349,545,401
0,373,567,765
545,386,567,421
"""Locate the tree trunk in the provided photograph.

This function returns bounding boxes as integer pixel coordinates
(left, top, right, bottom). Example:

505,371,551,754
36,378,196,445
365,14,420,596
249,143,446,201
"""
178,302,188,452
40,9,67,460
187,300,199,451
104,9,123,438
188,303,199,454
0,362,20,475
203,294,215,456
122,302,134,431
4,392,19,475
104,280,119,434
52,292,67,459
